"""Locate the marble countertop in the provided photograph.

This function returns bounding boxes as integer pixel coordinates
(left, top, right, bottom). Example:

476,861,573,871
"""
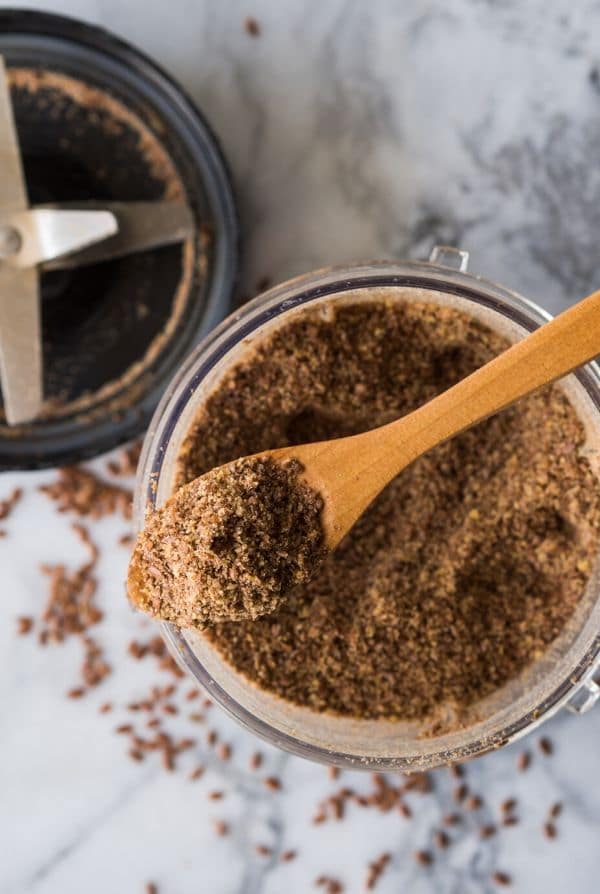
3,1,600,892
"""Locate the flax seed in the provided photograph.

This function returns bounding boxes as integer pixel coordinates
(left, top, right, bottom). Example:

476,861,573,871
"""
434,830,450,849
264,776,282,791
244,16,260,36
453,783,469,803
480,824,497,839
17,616,33,635
218,743,232,761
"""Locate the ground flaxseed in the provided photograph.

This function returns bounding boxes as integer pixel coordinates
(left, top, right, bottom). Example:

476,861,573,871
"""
174,297,600,726
129,456,326,625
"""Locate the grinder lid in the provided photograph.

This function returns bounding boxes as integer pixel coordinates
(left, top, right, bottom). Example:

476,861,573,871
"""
0,9,238,469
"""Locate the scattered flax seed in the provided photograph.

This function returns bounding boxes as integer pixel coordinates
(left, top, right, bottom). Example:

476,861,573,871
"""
145,884,158,894
186,688,199,700
466,794,483,811
281,849,297,862
543,821,558,839
442,812,462,827
147,718,161,729
453,783,469,803
107,441,142,477
207,730,218,746
162,703,178,715
549,802,563,819
315,877,344,894
502,816,519,827
40,466,132,519
414,850,433,867
264,776,282,791
176,738,195,753
189,765,205,781
161,750,174,772
492,871,512,886
189,713,205,724
17,616,33,635
434,830,450,849
213,820,229,837
208,790,224,801
218,743,232,761
67,686,85,698
0,486,22,520
255,844,272,857
404,772,433,794
480,824,497,839
129,748,144,762
539,737,554,756
312,810,326,825
450,764,465,778
365,852,391,890
398,801,412,819
244,16,260,36
501,798,518,814
329,795,344,821
99,702,112,713
116,724,133,734
328,766,340,780
119,533,134,548
517,751,531,772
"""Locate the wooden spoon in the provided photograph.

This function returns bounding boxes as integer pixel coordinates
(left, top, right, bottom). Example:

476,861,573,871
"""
263,288,600,550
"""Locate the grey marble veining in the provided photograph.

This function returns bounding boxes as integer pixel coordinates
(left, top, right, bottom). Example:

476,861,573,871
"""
2,1,600,892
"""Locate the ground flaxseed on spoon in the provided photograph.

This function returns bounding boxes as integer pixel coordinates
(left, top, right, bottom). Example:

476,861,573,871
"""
128,456,327,625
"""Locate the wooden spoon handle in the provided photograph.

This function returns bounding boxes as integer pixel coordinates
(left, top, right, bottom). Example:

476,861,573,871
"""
383,288,600,467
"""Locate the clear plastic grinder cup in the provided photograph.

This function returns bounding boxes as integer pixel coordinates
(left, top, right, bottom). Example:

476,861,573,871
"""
133,248,600,770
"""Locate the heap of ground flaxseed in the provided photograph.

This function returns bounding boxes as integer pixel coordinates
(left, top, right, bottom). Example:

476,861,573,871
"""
175,296,600,726
128,456,326,626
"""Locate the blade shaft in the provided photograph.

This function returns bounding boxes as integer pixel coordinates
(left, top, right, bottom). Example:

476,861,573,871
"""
0,56,28,213
0,266,42,424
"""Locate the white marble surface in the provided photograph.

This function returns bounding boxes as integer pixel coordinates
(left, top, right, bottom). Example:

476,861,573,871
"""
2,1,600,892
